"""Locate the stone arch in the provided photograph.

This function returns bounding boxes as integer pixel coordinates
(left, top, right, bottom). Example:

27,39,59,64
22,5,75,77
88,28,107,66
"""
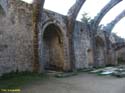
95,36,105,66
40,21,70,71
67,0,86,19
94,0,122,27
104,10,125,33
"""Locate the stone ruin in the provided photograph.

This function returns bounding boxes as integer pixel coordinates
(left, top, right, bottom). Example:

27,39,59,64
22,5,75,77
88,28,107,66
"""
0,0,125,76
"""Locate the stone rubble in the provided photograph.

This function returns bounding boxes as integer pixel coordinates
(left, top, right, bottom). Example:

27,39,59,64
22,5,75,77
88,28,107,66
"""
90,65,125,77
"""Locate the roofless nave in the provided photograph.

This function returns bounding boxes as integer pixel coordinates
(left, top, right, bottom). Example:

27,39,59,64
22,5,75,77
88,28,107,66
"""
0,0,125,75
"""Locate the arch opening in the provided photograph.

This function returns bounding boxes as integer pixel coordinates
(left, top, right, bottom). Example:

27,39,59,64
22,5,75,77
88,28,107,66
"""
43,24,65,71
115,44,125,65
95,36,105,66
117,48,125,65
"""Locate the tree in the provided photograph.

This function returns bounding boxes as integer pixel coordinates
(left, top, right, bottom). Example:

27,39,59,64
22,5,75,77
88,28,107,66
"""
81,12,91,24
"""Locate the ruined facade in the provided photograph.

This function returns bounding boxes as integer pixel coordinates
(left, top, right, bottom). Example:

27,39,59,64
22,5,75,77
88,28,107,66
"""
0,0,125,75
0,0,34,75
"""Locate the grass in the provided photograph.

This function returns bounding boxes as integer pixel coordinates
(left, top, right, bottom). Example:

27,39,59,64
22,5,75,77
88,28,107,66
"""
0,71,48,89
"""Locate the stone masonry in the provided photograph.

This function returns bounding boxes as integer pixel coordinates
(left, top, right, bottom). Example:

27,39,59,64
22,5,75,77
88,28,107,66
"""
0,0,125,75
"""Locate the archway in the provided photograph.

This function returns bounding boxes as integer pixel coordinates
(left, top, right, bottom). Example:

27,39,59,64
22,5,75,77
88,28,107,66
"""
95,36,105,66
43,24,65,71
116,48,125,65
115,44,125,65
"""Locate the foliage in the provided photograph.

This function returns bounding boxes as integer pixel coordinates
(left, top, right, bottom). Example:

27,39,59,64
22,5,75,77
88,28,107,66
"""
81,12,92,24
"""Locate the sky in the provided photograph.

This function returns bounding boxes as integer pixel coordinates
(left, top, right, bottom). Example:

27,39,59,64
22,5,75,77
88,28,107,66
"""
22,0,125,38
21,0,33,3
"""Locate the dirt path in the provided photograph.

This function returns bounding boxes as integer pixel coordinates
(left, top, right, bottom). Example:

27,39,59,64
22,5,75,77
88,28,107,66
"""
22,73,125,93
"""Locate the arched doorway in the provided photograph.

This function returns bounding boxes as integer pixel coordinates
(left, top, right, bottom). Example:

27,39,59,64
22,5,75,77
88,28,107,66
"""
95,36,105,66
43,24,65,71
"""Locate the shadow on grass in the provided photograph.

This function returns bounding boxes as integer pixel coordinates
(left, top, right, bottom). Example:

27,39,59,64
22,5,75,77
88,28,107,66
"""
0,71,48,89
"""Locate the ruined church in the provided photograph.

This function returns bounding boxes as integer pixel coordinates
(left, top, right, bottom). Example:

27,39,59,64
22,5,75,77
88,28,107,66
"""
0,0,125,76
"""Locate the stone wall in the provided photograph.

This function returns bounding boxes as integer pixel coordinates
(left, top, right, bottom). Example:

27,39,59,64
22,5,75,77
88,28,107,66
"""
108,34,125,65
0,0,33,76
39,10,71,71
73,21,91,69
40,10,97,70
95,30,107,66
116,47,125,62
0,1,123,75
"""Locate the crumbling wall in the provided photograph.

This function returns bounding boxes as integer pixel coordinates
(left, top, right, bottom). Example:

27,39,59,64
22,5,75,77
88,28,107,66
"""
95,36,105,66
95,30,107,66
108,33,124,65
39,10,71,71
0,0,34,75
73,21,91,69
43,24,65,71
116,47,125,63
0,0,123,75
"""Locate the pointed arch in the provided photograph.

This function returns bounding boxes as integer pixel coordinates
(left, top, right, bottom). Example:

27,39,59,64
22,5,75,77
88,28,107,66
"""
93,0,122,27
67,0,86,20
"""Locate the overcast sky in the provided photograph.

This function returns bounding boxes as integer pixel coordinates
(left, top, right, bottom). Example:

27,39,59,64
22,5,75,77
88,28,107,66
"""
21,0,33,3
22,0,125,38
